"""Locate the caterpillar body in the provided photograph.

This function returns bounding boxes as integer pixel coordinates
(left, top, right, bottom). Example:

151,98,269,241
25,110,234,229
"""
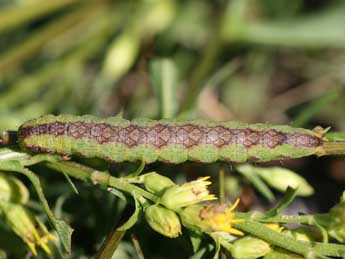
17,115,324,164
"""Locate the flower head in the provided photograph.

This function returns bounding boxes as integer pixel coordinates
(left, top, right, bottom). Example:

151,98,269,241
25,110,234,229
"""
180,198,243,235
159,176,217,210
0,202,57,256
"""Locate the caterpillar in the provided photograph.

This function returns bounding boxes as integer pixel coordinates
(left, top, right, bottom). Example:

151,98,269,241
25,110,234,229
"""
17,115,324,164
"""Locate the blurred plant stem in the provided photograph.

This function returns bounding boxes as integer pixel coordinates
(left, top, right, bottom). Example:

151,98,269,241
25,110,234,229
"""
0,1,105,75
292,89,342,127
0,0,81,34
223,0,345,48
179,12,224,116
95,0,176,115
0,7,114,109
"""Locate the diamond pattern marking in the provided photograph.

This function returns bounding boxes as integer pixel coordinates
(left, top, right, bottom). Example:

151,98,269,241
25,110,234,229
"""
19,121,322,150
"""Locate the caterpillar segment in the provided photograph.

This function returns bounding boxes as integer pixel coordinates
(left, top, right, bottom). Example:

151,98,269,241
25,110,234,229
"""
17,115,323,163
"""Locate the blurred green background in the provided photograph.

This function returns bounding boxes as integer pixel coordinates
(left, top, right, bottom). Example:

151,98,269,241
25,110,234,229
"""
0,0,344,258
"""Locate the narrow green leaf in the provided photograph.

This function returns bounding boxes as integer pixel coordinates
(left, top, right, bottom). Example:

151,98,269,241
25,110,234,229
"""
323,132,345,141
239,164,314,197
188,244,213,259
54,163,79,194
0,148,30,161
189,230,204,253
212,237,221,259
292,90,340,127
150,58,179,118
127,160,145,177
236,165,275,202
108,188,127,201
264,187,298,218
116,197,141,231
224,2,345,48
254,166,314,197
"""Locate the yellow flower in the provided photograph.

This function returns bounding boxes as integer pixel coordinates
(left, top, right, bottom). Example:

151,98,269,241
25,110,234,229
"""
0,202,57,256
159,176,217,209
180,199,244,235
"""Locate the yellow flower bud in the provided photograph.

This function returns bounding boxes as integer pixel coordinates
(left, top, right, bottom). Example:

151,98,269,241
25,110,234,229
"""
143,172,175,195
145,204,181,238
0,173,29,204
0,202,57,256
231,236,271,259
159,177,216,209
179,200,243,235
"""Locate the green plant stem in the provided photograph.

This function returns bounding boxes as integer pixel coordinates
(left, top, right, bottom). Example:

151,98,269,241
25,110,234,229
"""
96,230,126,259
46,161,159,202
234,221,345,257
236,211,332,229
257,213,330,225
320,141,345,156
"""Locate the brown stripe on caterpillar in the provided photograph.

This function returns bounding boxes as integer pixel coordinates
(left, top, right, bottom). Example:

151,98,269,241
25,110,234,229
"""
18,121,322,149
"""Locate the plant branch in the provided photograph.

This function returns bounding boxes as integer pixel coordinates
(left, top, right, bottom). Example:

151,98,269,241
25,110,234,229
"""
45,161,159,202
234,221,345,257
320,141,345,156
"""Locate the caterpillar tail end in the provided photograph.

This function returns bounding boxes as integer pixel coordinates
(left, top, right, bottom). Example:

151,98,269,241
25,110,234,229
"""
0,131,18,146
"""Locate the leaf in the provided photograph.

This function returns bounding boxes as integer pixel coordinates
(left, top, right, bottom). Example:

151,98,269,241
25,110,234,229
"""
224,2,345,48
238,164,314,197
292,89,340,127
54,162,79,194
264,187,298,218
0,160,73,253
254,166,314,197
116,196,141,231
149,58,179,119
97,197,142,259
236,164,275,202
210,234,221,259
108,188,127,201
0,148,30,161
323,132,345,141
188,245,213,259
127,160,145,177
189,230,204,253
